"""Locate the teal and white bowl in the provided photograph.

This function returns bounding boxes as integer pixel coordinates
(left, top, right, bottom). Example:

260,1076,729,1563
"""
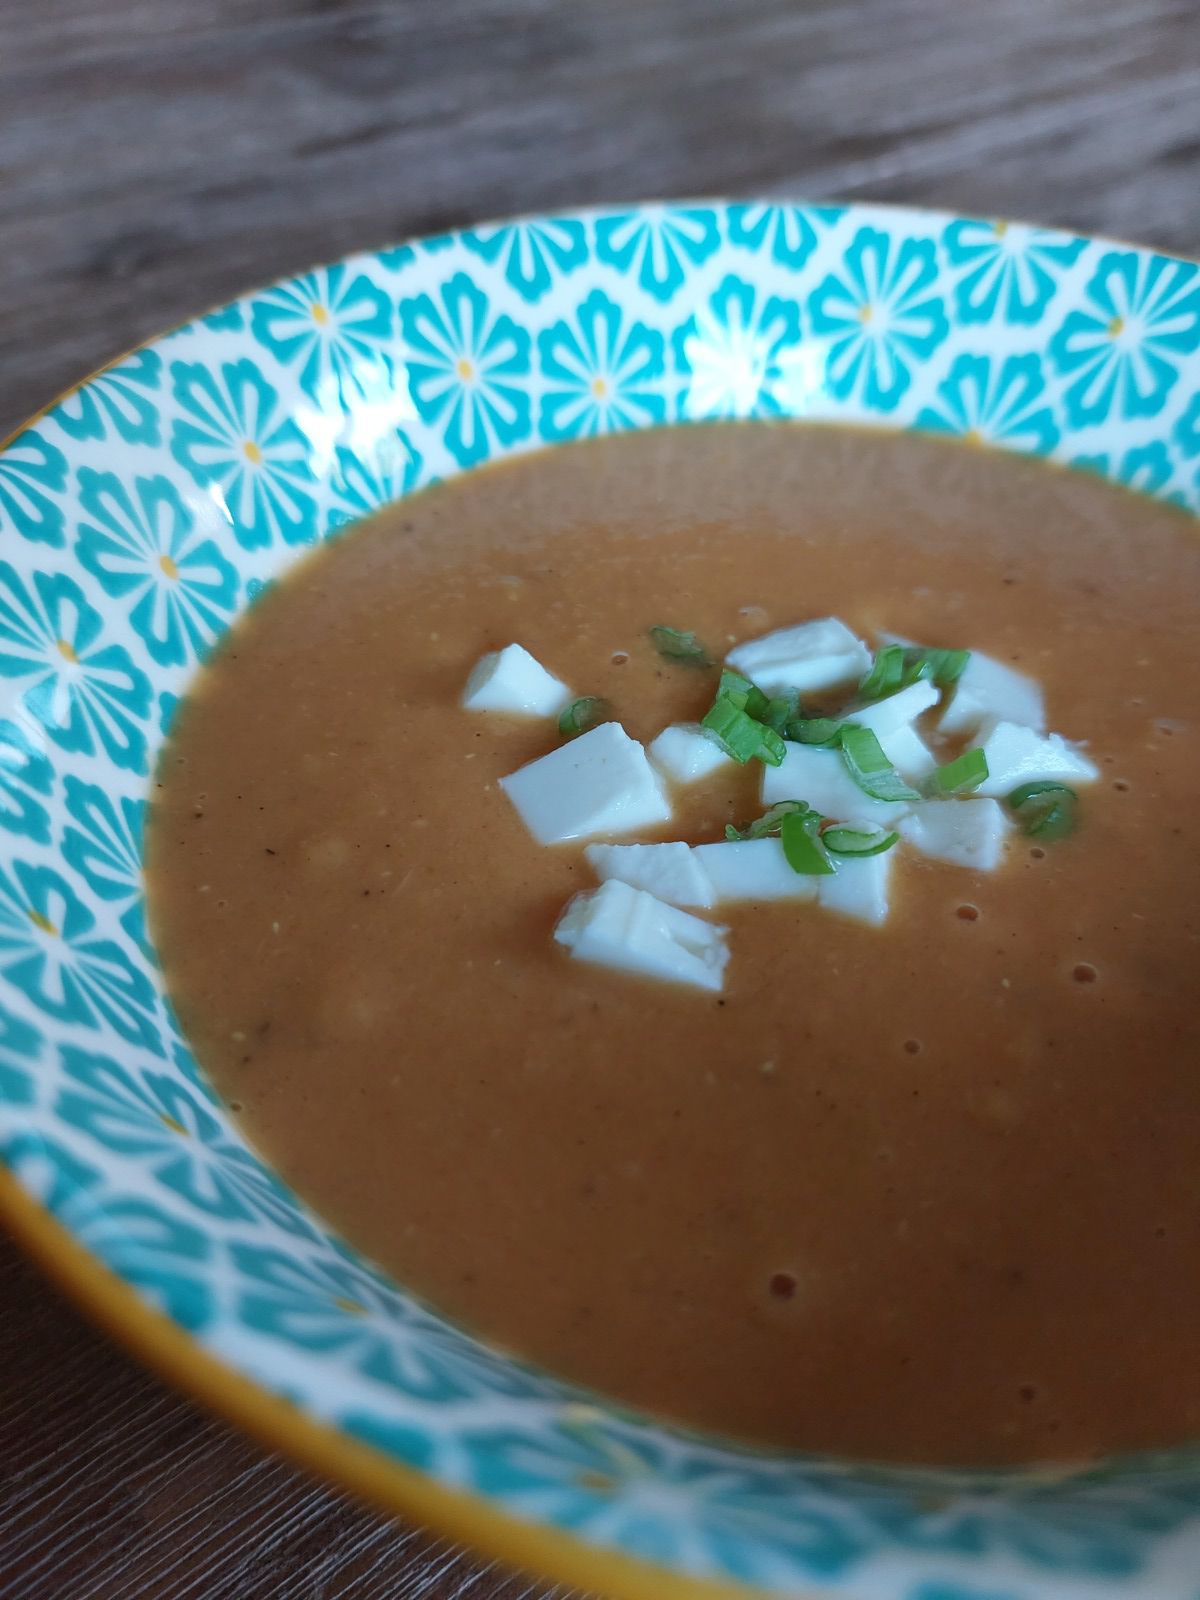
2,201,1199,1600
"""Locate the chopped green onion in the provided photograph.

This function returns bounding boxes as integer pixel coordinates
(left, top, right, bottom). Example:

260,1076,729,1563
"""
787,716,844,746
903,645,970,690
838,724,921,802
926,746,989,796
781,809,835,875
715,667,770,720
648,625,713,668
821,823,900,857
760,691,801,735
724,799,814,842
1007,780,1079,840
701,696,786,766
858,644,906,702
557,696,609,738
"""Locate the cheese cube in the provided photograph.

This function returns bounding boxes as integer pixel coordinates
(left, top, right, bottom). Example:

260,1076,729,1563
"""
879,724,937,781
725,618,871,698
500,722,672,844
554,880,730,993
845,679,939,740
940,652,1045,738
817,850,893,926
692,839,819,904
900,798,1011,871
762,743,913,828
974,721,1099,797
463,643,571,717
647,723,731,785
585,842,715,910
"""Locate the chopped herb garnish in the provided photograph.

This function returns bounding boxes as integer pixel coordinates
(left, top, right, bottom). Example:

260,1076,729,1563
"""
648,625,713,668
926,746,989,796
858,644,906,702
557,696,609,738
781,809,835,875
1007,780,1079,839
787,716,844,746
859,643,971,702
702,695,786,765
838,724,921,802
821,823,900,857
725,799,814,842
715,667,770,720
760,691,801,735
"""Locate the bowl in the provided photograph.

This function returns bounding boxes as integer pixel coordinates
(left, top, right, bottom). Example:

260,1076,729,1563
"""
2,200,1199,1600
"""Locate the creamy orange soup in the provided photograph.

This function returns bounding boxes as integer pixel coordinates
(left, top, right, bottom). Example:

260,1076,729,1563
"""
146,424,1200,1466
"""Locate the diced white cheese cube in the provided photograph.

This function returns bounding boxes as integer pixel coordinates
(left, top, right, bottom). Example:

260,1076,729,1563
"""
900,798,1011,871
879,724,937,781
554,880,730,993
647,723,731,785
817,850,893,926
500,722,672,844
725,618,871,698
844,679,939,739
463,642,571,717
940,652,1045,738
762,743,913,828
692,839,819,904
584,842,715,910
974,721,1099,797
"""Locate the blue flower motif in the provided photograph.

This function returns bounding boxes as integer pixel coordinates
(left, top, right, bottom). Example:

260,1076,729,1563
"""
249,265,393,402
0,562,152,773
0,718,53,845
463,217,589,302
55,349,164,446
727,203,838,271
538,289,665,441
671,275,802,420
398,272,532,467
468,1412,865,1578
170,358,317,548
0,428,68,548
158,690,178,738
1049,250,1200,425
61,774,148,956
915,352,1060,456
1175,389,1200,458
809,227,949,410
326,434,422,536
0,1000,41,1108
594,206,721,302
1070,440,1187,506
56,1043,313,1235
943,219,1086,325
74,469,239,667
231,1240,514,1397
0,859,161,1053
73,1189,214,1330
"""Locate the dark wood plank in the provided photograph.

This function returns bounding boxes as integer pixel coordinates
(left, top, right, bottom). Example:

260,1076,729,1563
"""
1,2,1197,1595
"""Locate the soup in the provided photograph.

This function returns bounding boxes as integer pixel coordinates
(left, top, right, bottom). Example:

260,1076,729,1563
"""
145,423,1200,1466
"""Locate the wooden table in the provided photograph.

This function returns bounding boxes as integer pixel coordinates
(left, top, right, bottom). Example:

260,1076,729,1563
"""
2,2,1197,1594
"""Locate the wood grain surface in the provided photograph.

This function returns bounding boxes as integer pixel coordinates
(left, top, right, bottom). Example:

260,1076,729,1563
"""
1,1,1198,1595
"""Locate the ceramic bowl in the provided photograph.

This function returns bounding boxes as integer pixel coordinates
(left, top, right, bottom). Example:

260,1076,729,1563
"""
2,201,1199,1600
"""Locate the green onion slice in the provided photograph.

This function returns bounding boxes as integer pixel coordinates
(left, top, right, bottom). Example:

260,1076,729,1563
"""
557,696,609,738
838,724,921,802
715,667,770,720
1007,780,1079,839
821,823,900,857
724,799,814,842
858,644,906,702
648,625,713,668
781,809,835,875
926,746,989,796
760,691,801,735
787,715,844,746
701,696,786,766
903,645,970,690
